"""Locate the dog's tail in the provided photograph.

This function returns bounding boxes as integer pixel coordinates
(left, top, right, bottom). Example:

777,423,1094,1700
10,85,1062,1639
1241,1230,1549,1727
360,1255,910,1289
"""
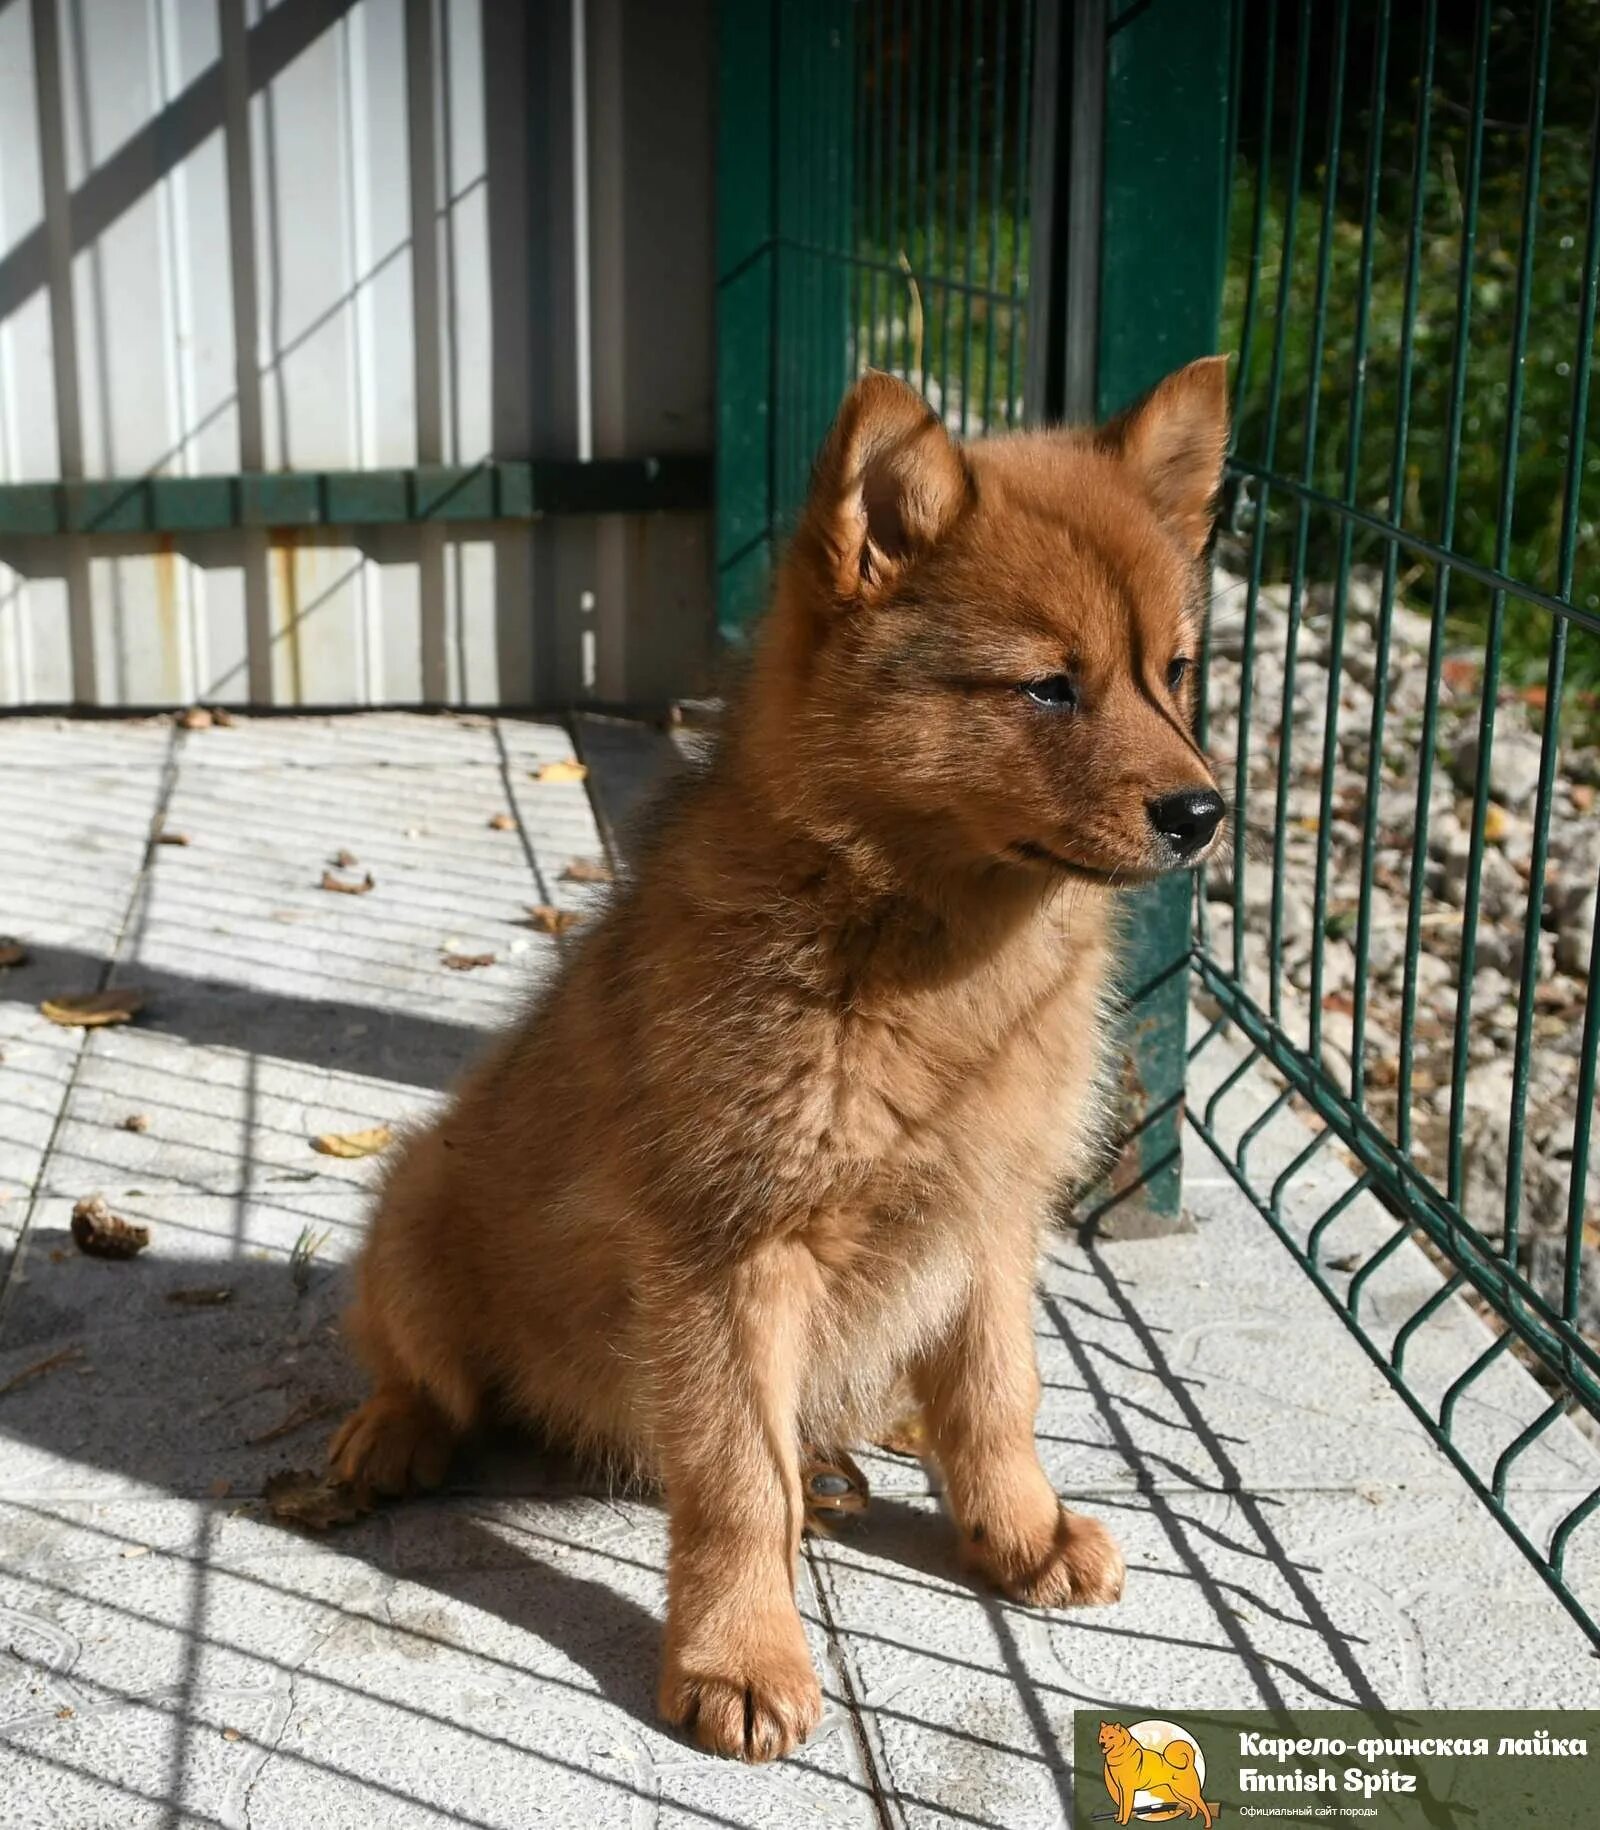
1164,1742,1195,1772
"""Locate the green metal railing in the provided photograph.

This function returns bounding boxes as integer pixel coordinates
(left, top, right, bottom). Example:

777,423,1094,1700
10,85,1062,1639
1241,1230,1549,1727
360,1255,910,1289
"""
0,459,710,538
718,0,1600,1648
1196,0,1600,1649
716,0,1036,639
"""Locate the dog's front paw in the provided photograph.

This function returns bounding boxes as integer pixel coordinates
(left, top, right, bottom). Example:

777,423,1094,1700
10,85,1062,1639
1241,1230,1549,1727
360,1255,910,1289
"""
658,1636,823,1762
967,1504,1125,1609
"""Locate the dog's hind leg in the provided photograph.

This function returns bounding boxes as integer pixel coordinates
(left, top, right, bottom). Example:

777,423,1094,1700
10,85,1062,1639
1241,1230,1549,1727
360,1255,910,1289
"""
330,1277,480,1494
329,1383,461,1495
329,1149,482,1495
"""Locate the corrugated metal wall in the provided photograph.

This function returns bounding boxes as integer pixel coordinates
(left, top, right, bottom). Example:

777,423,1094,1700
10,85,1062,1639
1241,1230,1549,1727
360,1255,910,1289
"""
0,0,712,708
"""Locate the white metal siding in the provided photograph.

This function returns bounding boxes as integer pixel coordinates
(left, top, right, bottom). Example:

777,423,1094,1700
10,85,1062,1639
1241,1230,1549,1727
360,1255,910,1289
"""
0,0,712,709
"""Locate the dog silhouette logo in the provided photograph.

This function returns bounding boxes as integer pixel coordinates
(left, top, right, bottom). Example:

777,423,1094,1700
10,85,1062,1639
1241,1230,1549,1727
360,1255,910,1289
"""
1097,1719,1220,1825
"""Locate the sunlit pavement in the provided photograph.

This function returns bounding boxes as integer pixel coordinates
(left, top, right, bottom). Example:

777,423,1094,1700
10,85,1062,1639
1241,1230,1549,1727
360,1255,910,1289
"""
2,712,1596,1829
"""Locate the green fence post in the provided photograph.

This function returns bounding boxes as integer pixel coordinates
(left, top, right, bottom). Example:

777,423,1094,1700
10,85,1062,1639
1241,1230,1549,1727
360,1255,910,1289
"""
716,1,854,644
715,0,779,641
1075,0,1233,1235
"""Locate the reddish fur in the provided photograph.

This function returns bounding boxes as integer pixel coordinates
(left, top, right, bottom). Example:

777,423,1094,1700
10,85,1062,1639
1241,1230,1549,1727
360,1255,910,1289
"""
331,359,1229,1762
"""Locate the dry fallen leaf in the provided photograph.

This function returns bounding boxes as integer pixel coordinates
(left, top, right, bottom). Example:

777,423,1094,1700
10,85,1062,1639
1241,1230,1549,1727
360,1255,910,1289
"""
0,937,29,969
154,829,191,847
331,848,359,869
561,858,613,885
309,1124,392,1159
441,951,497,971
523,906,585,936
531,758,587,784
221,1726,242,1743
40,989,145,1029
166,1286,234,1308
263,1467,372,1533
1482,802,1512,843
120,1113,150,1134
71,1195,150,1259
0,1344,84,1398
487,812,516,831
121,1544,152,1559
211,707,239,728
247,1393,343,1446
177,706,213,731
55,1706,74,1720
319,869,375,896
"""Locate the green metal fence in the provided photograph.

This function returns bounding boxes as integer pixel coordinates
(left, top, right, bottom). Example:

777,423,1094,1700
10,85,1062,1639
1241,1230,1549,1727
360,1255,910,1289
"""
717,0,1600,1649
716,0,1037,639
1195,0,1600,1649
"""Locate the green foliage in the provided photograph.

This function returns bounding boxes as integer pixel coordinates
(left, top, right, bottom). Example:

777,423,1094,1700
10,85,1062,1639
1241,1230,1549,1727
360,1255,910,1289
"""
1223,1,1600,708
847,0,1033,432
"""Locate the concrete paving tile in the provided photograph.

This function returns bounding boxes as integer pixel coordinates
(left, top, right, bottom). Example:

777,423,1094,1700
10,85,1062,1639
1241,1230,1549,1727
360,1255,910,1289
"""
5,715,1598,1828
0,1192,368,1499
812,1480,1600,1828
571,712,685,859
0,1008,83,1206
2,765,166,965
169,710,507,773
492,717,589,775
1,746,169,1208
125,765,560,1022
1180,1036,1600,1497
850,1187,1598,1511
1,1183,367,1275
0,1497,881,1830
0,716,175,769
812,1484,1600,1828
504,795,623,917
38,1028,444,1197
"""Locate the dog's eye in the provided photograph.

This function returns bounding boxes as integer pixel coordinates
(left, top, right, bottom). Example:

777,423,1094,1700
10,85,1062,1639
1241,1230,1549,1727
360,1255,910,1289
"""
1021,675,1078,710
1167,657,1191,692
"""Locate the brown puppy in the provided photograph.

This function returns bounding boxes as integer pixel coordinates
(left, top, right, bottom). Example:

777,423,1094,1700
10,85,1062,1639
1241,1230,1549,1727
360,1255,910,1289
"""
331,358,1230,1762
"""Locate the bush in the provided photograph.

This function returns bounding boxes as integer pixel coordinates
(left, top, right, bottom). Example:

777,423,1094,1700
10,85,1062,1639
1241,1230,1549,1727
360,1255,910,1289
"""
1222,0,1600,710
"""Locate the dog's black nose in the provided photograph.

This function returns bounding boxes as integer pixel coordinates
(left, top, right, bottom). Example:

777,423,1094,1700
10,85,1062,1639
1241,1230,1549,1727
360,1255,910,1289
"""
1147,788,1224,860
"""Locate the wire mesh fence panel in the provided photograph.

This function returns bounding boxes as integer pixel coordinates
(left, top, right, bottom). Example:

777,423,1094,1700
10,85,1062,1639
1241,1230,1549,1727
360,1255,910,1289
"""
718,0,1037,623
838,0,1034,449
1195,0,1600,1646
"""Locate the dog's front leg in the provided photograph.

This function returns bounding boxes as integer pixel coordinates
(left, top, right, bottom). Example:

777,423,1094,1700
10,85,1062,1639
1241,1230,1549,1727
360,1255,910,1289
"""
914,1247,1125,1608
651,1239,823,1762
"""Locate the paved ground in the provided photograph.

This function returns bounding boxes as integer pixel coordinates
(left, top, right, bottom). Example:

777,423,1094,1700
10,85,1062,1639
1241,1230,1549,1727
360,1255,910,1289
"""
2,710,1597,1830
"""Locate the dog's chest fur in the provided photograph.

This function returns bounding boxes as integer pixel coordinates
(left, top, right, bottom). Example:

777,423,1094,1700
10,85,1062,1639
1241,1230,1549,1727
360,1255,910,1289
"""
651,858,1115,1293
768,909,1103,1181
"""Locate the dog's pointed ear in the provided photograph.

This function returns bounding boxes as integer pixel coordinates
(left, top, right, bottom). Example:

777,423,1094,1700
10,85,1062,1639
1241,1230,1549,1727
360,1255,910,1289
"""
1099,355,1230,554
804,371,971,604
